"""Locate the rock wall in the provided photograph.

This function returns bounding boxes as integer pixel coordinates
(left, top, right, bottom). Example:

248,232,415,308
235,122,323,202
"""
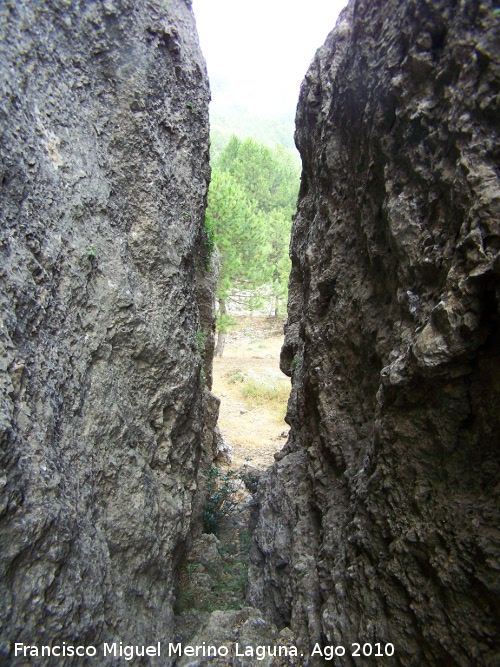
249,1,500,665
0,0,211,663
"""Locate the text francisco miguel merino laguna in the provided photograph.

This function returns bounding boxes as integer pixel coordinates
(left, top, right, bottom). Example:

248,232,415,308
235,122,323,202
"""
14,641,301,661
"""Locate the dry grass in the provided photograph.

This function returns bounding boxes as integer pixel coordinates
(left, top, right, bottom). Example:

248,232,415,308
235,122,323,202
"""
229,371,290,419
213,317,290,469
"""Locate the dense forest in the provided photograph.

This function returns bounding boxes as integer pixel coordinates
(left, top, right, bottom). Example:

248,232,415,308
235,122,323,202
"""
205,135,300,354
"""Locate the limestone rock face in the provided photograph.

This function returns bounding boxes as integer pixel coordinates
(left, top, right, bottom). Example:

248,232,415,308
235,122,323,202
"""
0,0,210,662
249,1,500,664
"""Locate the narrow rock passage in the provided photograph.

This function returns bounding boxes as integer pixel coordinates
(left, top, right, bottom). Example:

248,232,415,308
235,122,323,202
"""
173,317,299,665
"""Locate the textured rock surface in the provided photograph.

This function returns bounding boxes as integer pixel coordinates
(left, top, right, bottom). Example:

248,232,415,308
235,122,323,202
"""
177,607,298,667
0,0,210,663
249,1,500,665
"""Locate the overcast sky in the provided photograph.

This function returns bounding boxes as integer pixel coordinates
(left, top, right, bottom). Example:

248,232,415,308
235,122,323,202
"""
193,0,348,115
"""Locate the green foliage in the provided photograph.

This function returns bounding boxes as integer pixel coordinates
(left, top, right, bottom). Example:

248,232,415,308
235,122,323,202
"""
207,135,299,324
203,216,216,270
215,134,242,173
239,465,259,494
206,170,267,302
86,244,98,260
175,463,260,614
227,370,246,384
257,207,293,316
216,311,236,335
291,355,302,371
196,329,207,358
202,466,239,536
215,137,299,213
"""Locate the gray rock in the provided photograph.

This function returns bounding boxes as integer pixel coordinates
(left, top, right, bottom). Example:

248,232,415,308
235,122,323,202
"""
0,0,211,664
176,607,300,667
249,1,500,665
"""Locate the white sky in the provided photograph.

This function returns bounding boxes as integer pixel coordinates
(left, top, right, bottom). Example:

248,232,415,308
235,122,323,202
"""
193,0,348,115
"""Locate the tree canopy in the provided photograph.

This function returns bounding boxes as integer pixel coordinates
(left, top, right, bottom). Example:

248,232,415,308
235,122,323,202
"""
205,135,300,353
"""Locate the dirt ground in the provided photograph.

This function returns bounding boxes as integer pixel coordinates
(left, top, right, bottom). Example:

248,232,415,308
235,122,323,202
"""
174,317,291,624
213,316,290,469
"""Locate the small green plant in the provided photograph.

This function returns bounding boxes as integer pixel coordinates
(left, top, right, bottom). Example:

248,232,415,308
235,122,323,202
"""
175,563,199,612
175,468,252,615
217,311,236,334
196,329,207,358
186,101,194,111
291,355,302,371
494,8,500,16
226,370,290,419
86,244,98,260
202,466,239,536
227,370,245,384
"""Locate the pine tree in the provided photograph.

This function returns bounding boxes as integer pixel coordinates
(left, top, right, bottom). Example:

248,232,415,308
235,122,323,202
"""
206,170,268,355
207,136,300,354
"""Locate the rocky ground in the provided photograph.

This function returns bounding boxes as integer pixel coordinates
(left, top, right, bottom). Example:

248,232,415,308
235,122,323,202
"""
173,316,301,665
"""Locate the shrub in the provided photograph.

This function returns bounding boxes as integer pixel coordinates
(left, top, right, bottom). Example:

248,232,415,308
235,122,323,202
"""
225,370,290,419
196,329,207,358
202,466,239,536
227,370,245,384
175,526,250,613
86,244,98,260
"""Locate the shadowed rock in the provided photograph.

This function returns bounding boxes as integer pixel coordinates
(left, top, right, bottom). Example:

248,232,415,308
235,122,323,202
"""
0,1,211,663
249,1,500,664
